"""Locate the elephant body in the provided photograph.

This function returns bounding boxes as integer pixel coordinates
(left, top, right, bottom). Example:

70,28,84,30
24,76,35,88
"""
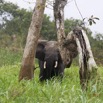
35,40,77,81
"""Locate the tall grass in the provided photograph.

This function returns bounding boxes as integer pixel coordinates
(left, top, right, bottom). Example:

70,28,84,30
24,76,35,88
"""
0,48,22,67
0,49,103,103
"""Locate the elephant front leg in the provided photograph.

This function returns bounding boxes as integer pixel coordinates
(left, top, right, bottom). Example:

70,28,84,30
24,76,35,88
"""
38,60,45,81
39,70,44,81
58,63,65,80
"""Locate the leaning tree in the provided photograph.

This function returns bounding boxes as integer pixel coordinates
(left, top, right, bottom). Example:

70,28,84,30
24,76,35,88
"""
19,0,46,81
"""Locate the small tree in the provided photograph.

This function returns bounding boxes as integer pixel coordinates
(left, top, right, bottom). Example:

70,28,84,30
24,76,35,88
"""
19,0,46,81
54,0,68,65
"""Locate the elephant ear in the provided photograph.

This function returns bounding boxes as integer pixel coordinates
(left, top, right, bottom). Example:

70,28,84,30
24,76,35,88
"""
35,40,48,61
67,42,78,58
63,39,78,58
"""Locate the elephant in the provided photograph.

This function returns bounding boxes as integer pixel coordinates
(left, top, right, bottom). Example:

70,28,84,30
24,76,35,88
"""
35,39,78,81
35,40,64,81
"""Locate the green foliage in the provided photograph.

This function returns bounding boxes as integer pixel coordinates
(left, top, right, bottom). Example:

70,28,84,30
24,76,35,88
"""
0,1,32,36
84,15,100,26
91,33,103,65
64,18,83,35
0,50,103,103
0,1,56,41
0,0,18,15
41,15,56,40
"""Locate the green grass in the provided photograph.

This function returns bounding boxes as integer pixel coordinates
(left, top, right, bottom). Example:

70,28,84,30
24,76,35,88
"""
0,49,103,103
0,49,22,67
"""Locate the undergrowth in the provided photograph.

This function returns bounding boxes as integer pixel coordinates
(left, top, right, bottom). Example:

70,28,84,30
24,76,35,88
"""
0,49,103,103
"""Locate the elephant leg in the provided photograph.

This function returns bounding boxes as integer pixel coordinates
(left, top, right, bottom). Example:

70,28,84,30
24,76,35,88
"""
38,60,45,81
58,63,65,80
51,69,56,78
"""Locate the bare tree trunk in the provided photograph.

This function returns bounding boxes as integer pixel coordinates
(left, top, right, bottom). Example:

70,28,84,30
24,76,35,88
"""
67,27,98,90
19,0,46,81
77,29,97,90
54,0,68,65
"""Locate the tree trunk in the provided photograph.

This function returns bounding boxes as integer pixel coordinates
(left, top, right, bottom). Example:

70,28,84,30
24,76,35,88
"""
67,27,98,90
54,0,68,65
19,0,46,81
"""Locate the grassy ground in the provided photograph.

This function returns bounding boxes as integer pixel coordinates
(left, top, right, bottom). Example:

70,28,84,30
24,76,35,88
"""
0,49,103,103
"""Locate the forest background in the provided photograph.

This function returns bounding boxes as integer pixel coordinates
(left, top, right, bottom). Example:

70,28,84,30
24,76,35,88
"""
0,0,103,65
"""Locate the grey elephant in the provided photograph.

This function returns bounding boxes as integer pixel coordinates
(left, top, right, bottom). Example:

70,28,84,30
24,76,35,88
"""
35,40,78,81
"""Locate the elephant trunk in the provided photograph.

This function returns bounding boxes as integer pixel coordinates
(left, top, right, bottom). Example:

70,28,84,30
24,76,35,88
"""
54,61,58,68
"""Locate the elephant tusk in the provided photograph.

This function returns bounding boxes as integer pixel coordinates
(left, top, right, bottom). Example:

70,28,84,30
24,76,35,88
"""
44,61,46,69
54,61,58,68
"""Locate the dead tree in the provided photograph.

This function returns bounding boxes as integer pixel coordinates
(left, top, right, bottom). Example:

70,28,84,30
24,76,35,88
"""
67,27,98,90
19,0,46,81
